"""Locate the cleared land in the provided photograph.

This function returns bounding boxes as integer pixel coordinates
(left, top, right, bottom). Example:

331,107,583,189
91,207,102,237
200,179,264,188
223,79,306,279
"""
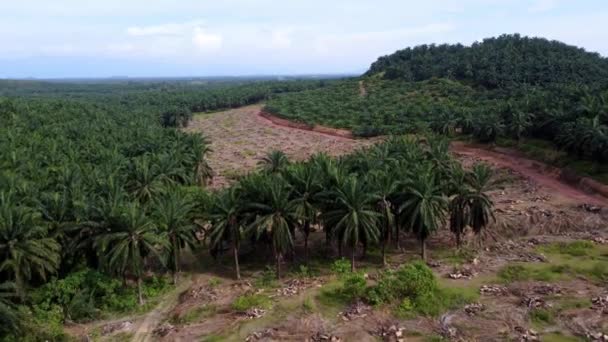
186,105,375,188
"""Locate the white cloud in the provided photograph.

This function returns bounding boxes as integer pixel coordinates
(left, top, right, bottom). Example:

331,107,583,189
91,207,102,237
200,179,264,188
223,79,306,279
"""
529,0,559,13
192,27,223,51
270,29,293,49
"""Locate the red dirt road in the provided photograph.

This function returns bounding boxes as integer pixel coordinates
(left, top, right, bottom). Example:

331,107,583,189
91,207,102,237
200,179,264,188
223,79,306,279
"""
451,142,607,206
255,110,607,206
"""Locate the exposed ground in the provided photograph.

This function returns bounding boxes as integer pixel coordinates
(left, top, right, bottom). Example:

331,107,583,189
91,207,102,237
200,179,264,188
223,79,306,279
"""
186,105,374,188
76,107,608,342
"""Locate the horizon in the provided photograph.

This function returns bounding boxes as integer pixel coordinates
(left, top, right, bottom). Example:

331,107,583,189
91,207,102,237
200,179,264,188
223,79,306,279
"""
2,0,608,79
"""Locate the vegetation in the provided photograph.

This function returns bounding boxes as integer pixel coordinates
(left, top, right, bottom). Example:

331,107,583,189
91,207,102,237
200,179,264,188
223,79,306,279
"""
266,34,608,168
0,77,331,338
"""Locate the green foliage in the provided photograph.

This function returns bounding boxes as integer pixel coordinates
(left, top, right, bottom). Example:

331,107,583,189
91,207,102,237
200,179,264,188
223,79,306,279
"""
254,266,278,288
30,269,171,322
541,241,595,257
340,272,367,300
231,294,271,312
172,305,216,324
366,34,608,88
301,297,315,313
364,262,475,317
529,308,555,325
160,107,193,128
330,258,351,277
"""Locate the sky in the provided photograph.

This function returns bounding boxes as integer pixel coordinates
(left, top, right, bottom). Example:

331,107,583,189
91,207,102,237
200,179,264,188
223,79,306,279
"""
1,0,608,78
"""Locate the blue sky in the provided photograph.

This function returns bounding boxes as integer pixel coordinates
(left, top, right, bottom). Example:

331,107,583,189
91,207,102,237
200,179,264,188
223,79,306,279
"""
2,0,607,78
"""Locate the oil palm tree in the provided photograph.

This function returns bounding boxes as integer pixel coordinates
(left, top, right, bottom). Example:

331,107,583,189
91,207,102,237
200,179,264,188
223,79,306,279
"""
258,150,290,174
399,167,447,261
321,177,379,272
367,169,399,266
94,203,167,305
0,192,61,296
246,177,298,278
153,188,197,284
283,163,322,262
448,165,470,248
466,164,496,240
209,188,244,280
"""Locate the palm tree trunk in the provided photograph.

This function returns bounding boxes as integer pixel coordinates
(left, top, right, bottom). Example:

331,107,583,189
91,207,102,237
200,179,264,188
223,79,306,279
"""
338,242,343,258
137,276,144,306
233,241,241,280
420,239,427,262
272,243,281,279
351,246,356,272
456,233,462,249
382,239,387,266
395,226,401,250
276,253,282,279
362,241,367,259
173,237,180,285
304,221,310,263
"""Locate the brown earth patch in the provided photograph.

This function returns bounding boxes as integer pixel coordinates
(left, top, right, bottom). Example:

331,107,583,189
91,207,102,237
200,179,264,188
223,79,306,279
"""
186,105,374,188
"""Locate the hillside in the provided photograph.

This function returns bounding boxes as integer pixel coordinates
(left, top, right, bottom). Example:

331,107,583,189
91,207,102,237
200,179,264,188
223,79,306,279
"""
365,33,608,88
266,35,608,171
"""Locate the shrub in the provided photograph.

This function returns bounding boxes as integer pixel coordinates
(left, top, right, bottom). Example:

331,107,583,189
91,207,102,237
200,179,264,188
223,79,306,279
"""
331,258,351,277
341,273,367,300
231,294,271,312
255,266,277,288
529,308,554,325
393,261,438,299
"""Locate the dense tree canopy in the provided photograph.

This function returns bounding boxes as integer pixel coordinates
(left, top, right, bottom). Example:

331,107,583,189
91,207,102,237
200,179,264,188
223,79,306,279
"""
365,34,608,88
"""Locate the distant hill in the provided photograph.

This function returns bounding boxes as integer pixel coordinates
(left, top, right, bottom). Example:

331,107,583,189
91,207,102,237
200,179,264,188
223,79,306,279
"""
365,34,608,88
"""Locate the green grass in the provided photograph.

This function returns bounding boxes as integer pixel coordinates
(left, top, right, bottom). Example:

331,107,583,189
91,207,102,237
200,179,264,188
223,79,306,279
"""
529,307,555,326
497,264,562,282
231,294,272,312
200,334,225,342
433,248,476,266
540,241,595,257
541,332,584,342
172,305,217,324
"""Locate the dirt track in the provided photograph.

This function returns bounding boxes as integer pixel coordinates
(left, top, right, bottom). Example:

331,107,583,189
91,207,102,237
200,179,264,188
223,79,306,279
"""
451,142,607,206
206,107,607,206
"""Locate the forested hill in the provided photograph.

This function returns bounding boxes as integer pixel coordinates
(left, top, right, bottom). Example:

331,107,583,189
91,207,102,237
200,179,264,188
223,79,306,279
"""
365,34,608,88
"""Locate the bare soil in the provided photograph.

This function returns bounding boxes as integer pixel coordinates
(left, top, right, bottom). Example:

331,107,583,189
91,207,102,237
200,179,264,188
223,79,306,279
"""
186,105,374,188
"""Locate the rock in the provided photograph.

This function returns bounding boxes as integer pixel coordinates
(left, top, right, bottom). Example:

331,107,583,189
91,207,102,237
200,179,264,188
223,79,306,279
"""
448,267,476,280
592,294,608,314
427,260,441,268
520,296,549,309
531,284,561,296
586,332,608,342
592,237,608,244
311,332,341,342
375,324,407,342
480,285,509,296
464,303,485,316
515,326,539,341
243,308,266,319
339,301,370,321
245,328,278,341
153,323,176,337
179,285,218,303
101,321,133,335
580,204,602,213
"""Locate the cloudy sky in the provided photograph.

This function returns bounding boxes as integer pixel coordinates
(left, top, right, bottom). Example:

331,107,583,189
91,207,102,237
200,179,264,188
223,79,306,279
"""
2,0,607,78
